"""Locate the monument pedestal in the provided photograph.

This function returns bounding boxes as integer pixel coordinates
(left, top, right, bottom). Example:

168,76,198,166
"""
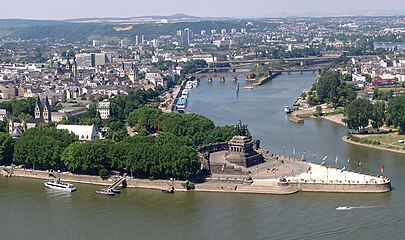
225,135,263,167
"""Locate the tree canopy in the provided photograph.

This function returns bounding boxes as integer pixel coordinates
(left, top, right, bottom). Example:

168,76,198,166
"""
0,132,14,165
13,127,77,169
387,95,405,134
345,98,372,133
127,107,235,146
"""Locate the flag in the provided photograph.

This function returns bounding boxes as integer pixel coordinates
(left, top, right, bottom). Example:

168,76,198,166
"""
312,152,317,159
221,164,225,173
358,161,362,166
323,155,328,161
293,148,296,155
347,158,350,163
340,166,346,173
381,165,385,173
335,156,339,164
306,165,312,173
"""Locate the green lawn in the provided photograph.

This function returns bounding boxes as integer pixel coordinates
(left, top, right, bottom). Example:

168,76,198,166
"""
364,133,405,148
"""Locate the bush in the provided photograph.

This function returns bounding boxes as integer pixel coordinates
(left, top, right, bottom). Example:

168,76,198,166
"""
99,168,109,179
186,181,195,190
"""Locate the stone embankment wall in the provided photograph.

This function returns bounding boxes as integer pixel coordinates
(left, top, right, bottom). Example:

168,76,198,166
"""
198,142,229,172
198,142,229,154
288,181,391,193
6,168,188,191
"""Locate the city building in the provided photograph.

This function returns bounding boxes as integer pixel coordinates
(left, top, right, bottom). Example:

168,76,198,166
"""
56,124,99,141
97,99,111,120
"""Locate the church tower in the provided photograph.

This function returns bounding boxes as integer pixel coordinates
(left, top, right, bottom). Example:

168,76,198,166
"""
42,96,51,123
8,118,14,134
72,57,78,78
35,96,43,119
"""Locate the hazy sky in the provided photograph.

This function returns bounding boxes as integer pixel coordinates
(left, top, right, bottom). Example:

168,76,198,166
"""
2,0,405,19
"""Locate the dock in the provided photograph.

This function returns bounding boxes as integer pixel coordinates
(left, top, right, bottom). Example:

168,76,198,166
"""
96,175,127,195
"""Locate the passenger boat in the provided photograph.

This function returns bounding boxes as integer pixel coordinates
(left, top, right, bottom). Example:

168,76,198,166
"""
96,188,115,196
185,81,193,89
44,179,77,192
243,85,254,90
336,206,352,211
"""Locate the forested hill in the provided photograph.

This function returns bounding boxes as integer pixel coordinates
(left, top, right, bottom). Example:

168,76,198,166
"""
0,19,256,43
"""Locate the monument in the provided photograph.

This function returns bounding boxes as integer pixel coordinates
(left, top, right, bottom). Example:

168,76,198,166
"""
225,121,264,167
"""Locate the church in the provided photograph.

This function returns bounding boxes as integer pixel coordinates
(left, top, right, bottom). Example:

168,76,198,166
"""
35,95,52,123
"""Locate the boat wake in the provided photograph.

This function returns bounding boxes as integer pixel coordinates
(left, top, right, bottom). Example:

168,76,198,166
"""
336,205,379,211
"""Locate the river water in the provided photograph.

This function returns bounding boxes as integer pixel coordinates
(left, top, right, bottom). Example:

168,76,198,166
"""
1,73,404,240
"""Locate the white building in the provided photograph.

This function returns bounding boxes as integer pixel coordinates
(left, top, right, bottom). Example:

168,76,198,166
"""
145,71,167,89
56,124,99,141
352,74,366,82
0,109,10,121
97,100,111,120
191,54,217,63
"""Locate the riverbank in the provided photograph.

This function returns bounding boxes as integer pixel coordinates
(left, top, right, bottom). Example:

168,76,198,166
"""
342,136,405,154
289,104,405,154
2,162,391,195
1,167,297,195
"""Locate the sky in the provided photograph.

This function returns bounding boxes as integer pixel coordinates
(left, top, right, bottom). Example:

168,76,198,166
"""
1,0,405,20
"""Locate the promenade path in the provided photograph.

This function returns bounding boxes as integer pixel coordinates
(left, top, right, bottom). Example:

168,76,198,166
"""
209,150,309,180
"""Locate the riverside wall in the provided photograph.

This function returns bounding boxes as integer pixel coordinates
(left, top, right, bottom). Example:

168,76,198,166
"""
288,180,391,193
4,168,188,191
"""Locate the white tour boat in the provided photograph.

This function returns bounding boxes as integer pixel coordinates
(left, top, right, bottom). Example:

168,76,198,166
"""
336,206,352,211
44,179,77,192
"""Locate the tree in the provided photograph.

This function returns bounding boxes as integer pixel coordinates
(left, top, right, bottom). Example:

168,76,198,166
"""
0,133,14,165
13,127,77,169
0,121,7,132
127,107,163,133
62,141,110,175
315,71,341,103
387,95,405,134
345,98,372,133
370,101,386,133
181,60,208,75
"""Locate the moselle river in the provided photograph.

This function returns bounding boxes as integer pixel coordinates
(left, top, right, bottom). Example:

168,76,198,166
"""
1,73,404,240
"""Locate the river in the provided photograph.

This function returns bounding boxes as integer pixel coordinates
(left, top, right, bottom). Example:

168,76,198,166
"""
1,73,404,240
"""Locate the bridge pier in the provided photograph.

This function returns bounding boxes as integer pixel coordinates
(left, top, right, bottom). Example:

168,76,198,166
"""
208,77,213,83
220,77,225,82
233,77,238,81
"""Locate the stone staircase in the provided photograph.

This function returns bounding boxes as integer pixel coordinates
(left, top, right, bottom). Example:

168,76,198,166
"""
236,182,299,195
210,163,248,175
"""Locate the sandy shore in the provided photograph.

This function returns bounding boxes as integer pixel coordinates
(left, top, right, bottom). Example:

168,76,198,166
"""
320,114,346,127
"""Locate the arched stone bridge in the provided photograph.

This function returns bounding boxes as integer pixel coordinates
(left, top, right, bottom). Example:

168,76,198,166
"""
190,68,320,81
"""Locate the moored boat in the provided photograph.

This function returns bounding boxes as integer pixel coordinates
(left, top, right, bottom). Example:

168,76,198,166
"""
284,106,293,114
162,186,175,194
96,188,115,196
44,179,77,192
243,85,254,90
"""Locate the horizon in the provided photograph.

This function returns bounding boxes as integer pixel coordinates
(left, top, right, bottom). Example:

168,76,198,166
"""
1,12,405,22
1,0,405,20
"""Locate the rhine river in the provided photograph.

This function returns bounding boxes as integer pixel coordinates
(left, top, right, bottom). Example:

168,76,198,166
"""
1,73,405,240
